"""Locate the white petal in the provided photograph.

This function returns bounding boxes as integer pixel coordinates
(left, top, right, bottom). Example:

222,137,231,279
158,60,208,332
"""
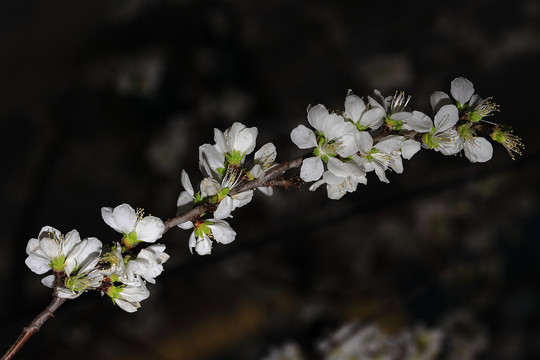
41,275,55,288
327,157,364,179
401,139,421,160
178,221,194,230
434,105,459,133
307,104,329,130
326,184,346,200
309,178,325,191
290,125,317,149
40,237,60,260
177,191,194,207
200,177,221,197
360,107,385,129
199,144,225,178
257,186,273,196
136,216,165,243
209,220,236,245
430,91,451,112
406,111,433,133
111,204,138,234
372,161,389,183
62,230,82,256
354,131,373,155
464,137,493,163
180,170,194,196
115,298,140,313
25,254,51,275
213,196,234,219
234,126,258,155
231,190,253,209
375,135,402,154
300,157,324,182
322,114,352,140
213,128,229,154
344,93,366,122
438,130,462,155
254,143,277,168
195,237,213,255
451,77,474,104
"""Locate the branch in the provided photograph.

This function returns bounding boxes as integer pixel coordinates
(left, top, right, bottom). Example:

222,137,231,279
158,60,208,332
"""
2,289,67,360
163,155,304,232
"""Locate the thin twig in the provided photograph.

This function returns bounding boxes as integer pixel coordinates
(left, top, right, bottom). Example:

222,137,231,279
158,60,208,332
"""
2,289,67,360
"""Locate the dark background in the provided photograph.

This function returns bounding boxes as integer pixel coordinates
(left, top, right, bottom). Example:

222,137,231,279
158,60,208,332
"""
1,0,539,359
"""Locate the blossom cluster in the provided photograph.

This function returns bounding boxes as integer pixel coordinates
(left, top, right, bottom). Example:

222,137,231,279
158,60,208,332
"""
23,76,523,313
291,77,523,199
177,122,277,255
25,204,169,312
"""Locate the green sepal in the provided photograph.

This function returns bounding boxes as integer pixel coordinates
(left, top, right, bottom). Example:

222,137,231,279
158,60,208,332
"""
123,231,141,249
422,132,438,149
217,167,226,176
107,285,124,300
225,150,245,165
321,154,329,163
313,147,320,157
468,110,482,122
50,255,66,272
356,123,369,131
218,187,230,201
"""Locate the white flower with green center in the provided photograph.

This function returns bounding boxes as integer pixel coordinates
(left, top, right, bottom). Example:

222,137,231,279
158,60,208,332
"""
309,157,367,199
290,104,357,182
188,218,236,255
54,256,103,299
371,90,413,131
214,122,258,166
408,106,461,155
99,243,126,278
106,277,150,313
457,123,493,163
432,77,499,122
126,244,170,284
25,227,103,287
344,90,385,131
354,132,403,183
101,203,165,249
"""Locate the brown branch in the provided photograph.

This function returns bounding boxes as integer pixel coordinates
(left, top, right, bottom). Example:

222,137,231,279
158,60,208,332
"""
163,156,304,232
2,289,67,360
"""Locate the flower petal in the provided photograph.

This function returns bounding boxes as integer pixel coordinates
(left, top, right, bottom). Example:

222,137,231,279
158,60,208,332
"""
300,157,324,182
136,216,165,243
344,93,366,122
434,105,459,133
430,91,451,112
451,77,474,104
290,125,317,149
209,220,236,245
464,137,493,163
307,104,329,130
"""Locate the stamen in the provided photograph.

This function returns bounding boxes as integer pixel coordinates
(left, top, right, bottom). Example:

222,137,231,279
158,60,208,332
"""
390,91,411,113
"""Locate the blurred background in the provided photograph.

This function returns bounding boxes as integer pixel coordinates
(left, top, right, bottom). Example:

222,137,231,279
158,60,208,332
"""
1,0,539,359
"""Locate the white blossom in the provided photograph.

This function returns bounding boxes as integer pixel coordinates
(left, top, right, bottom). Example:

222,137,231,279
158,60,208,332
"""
126,244,170,284
106,277,150,313
213,122,258,165
188,218,236,255
344,90,385,130
291,104,358,182
101,203,165,248
354,132,403,183
309,157,367,200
